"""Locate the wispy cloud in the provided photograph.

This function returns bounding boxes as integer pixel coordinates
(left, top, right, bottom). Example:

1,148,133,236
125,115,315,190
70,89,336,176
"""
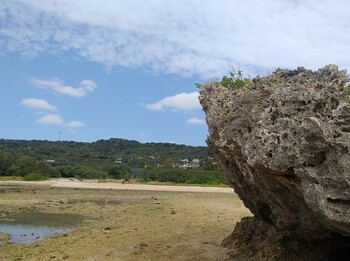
186,117,205,126
2,1,350,77
145,92,200,111
20,98,57,111
65,121,85,128
30,77,97,98
36,114,85,128
36,114,64,125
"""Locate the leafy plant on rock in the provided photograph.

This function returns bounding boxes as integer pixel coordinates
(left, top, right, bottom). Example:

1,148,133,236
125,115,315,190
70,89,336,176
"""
345,84,350,96
220,70,250,90
195,69,250,90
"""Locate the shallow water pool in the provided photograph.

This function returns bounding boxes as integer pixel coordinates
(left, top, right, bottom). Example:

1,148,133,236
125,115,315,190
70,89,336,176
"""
0,211,85,243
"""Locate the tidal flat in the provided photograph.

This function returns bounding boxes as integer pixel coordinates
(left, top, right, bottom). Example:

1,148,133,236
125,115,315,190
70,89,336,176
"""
0,183,250,261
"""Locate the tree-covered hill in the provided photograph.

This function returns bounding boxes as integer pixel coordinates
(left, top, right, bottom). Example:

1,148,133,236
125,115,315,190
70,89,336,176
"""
0,138,212,168
0,138,227,185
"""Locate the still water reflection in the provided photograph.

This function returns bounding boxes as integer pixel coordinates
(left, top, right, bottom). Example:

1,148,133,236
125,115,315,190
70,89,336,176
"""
0,212,84,243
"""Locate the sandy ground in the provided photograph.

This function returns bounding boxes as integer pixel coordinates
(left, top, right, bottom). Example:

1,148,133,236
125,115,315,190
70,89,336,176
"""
0,179,235,193
0,181,250,261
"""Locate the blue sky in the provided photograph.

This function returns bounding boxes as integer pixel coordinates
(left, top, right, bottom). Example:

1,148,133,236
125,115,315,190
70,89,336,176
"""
1,0,350,146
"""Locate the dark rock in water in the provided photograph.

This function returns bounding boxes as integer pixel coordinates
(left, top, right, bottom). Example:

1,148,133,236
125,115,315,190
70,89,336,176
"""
199,65,350,260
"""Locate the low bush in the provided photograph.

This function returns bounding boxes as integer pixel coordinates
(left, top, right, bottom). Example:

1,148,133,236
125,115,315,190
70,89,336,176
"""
135,167,228,185
56,165,108,179
23,172,50,181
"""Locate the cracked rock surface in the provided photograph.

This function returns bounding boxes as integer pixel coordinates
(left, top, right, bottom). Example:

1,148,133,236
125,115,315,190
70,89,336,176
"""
199,65,350,260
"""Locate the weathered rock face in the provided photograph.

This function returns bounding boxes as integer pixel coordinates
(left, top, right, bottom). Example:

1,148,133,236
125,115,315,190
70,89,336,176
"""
199,65,350,260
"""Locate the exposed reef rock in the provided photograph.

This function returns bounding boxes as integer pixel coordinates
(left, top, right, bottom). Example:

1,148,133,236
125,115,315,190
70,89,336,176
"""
199,65,350,260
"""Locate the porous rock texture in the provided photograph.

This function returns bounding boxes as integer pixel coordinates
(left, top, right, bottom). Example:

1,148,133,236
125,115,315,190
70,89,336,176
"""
199,65,350,260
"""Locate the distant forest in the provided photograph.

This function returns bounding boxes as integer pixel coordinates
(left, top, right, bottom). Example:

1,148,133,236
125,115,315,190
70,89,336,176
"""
0,138,227,185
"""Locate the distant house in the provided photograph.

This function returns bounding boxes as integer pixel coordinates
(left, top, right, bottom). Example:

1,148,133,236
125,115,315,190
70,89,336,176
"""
179,159,190,168
191,158,200,168
46,159,56,163
115,158,122,164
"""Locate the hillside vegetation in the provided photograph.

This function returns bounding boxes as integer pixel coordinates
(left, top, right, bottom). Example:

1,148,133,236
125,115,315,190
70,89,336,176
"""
0,138,227,185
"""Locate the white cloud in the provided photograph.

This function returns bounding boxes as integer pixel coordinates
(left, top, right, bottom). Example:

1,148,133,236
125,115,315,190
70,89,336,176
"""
146,92,200,111
37,114,64,125
65,121,85,128
80,79,97,92
20,98,57,111
186,117,205,125
36,114,84,128
30,77,97,98
2,1,350,77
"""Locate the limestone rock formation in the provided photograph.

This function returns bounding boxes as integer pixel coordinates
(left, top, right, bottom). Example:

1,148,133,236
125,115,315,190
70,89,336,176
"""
199,65,350,260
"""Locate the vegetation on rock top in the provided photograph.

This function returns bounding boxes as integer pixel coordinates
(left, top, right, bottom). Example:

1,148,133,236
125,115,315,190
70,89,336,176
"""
197,66,350,97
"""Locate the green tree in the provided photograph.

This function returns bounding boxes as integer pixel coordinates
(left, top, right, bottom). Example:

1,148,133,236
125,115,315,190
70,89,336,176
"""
57,165,77,178
0,152,14,176
75,166,107,179
107,164,130,179
136,167,228,185
8,156,37,176
127,157,145,168
163,158,174,168
57,165,107,179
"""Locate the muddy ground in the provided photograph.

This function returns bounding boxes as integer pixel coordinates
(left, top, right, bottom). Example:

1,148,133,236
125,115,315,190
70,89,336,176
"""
0,182,251,261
